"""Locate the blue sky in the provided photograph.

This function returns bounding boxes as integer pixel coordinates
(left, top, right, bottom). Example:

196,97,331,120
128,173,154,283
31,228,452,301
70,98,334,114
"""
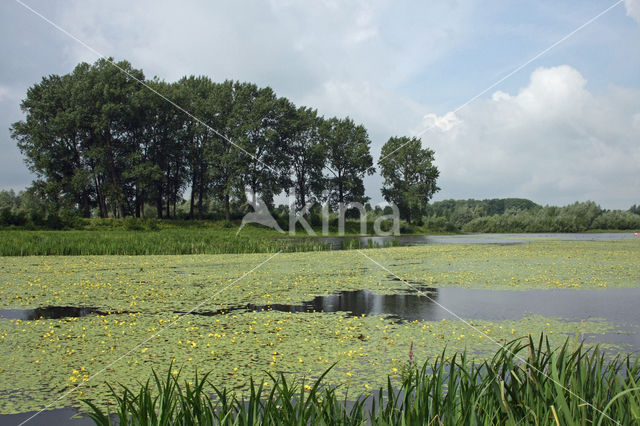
1,0,639,208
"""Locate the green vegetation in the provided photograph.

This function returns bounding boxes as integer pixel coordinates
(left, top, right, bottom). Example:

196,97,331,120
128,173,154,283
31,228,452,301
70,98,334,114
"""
2,240,638,415
0,216,411,256
423,199,640,232
2,241,638,313
9,57,438,225
0,226,324,256
85,336,640,425
378,136,440,224
0,310,617,415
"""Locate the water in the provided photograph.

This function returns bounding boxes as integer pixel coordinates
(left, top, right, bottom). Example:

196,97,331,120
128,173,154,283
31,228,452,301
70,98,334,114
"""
317,232,638,249
3,286,639,423
5,285,639,330
0,306,130,320
199,286,640,324
0,408,93,426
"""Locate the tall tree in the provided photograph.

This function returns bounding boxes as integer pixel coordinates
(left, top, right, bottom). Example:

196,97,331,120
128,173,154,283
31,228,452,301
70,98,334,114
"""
12,69,94,216
282,105,326,212
176,76,221,219
322,116,375,207
231,83,290,207
135,79,187,218
75,58,146,218
378,136,440,223
208,80,243,222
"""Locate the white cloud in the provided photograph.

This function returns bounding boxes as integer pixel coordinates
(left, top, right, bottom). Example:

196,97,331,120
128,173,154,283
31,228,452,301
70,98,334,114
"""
0,85,20,102
415,66,640,208
625,0,640,23
4,1,638,208
300,80,428,146
52,0,474,101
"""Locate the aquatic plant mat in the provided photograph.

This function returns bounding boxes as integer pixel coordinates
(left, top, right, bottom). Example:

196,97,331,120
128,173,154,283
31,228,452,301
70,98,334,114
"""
0,240,638,418
82,336,640,425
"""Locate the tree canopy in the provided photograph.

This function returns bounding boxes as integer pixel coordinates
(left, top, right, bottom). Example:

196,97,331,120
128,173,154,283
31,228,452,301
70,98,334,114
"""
378,136,440,223
11,58,384,220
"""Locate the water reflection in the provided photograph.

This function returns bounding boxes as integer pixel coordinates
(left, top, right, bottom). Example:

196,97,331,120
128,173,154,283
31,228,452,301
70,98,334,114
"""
188,286,640,326
316,232,637,249
0,306,128,320
0,407,93,426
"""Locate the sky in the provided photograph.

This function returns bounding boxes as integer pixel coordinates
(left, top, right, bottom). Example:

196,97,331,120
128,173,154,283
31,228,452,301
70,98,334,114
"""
0,0,639,209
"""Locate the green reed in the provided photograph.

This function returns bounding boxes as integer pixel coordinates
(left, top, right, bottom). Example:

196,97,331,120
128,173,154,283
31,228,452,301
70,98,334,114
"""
84,335,640,425
0,229,331,256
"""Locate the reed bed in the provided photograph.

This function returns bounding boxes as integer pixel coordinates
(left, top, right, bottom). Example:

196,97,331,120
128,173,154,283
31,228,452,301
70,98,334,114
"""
84,335,640,425
0,229,330,256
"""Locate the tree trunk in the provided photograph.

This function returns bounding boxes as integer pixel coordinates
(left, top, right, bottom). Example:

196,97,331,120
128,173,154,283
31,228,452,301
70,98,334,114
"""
189,169,196,219
224,192,231,222
298,180,307,219
95,175,107,218
135,183,141,218
80,191,91,218
155,183,163,219
173,195,177,218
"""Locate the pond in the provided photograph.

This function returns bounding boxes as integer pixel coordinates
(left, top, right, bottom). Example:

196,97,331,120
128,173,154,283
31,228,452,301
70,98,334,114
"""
4,284,638,425
0,408,93,426
317,232,638,249
1,236,638,424
6,286,639,350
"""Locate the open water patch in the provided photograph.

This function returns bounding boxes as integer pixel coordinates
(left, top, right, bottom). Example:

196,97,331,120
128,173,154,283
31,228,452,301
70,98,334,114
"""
0,306,131,320
185,286,640,324
315,232,637,249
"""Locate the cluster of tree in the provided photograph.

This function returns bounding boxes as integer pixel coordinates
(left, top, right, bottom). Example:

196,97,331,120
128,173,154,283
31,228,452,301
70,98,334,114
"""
0,186,408,231
423,198,538,229
422,199,640,233
0,188,66,228
10,58,387,221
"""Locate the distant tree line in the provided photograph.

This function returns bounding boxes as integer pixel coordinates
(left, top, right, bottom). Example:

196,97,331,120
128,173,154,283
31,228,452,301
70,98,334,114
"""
422,199,640,232
9,58,384,221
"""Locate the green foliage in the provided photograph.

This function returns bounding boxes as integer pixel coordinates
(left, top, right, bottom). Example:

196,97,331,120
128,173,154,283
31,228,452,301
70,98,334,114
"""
592,210,640,230
322,116,375,206
0,226,328,256
378,136,440,224
10,58,378,223
285,106,327,211
461,201,640,233
84,336,640,425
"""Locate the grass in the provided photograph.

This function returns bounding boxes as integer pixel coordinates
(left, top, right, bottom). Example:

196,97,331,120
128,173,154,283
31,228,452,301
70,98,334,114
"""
0,217,452,256
84,336,640,425
0,226,328,256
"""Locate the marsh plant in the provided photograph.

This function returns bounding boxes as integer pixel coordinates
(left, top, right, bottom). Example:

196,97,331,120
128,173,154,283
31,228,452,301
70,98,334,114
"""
84,335,640,425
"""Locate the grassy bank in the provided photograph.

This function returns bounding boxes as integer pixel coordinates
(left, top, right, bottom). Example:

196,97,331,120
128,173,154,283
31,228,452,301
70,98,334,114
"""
85,336,640,425
0,218,421,256
0,226,327,256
